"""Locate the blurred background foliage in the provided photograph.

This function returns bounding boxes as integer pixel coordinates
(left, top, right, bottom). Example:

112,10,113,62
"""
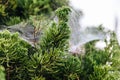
0,0,68,25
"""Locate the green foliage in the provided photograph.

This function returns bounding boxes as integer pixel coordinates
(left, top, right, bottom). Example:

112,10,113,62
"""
0,0,18,25
51,55,81,80
0,30,32,80
25,48,82,80
17,0,50,17
16,0,68,16
0,0,17,16
80,31,120,80
23,7,82,80
5,16,21,26
31,76,46,80
0,65,5,80
0,6,73,79
40,6,71,52
49,0,68,10
26,49,61,79
0,0,68,25
40,22,70,52
0,1,120,79
55,6,71,22
0,4,6,16
89,65,109,80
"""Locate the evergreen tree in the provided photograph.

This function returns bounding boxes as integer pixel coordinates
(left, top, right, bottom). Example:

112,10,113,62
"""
0,1,120,79
40,6,71,52
0,30,32,80
80,31,120,80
